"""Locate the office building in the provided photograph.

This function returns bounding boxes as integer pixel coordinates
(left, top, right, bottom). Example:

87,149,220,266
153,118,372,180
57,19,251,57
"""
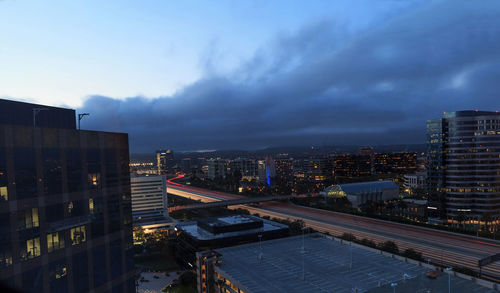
206,158,228,179
0,99,134,292
373,152,417,175
156,149,174,174
403,172,427,193
323,181,399,208
130,174,170,231
303,158,334,182
196,233,496,293
230,158,258,180
257,157,276,186
333,154,372,179
427,110,500,223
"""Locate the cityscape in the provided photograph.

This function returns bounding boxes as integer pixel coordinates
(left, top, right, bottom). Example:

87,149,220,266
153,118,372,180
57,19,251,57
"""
1,1,500,293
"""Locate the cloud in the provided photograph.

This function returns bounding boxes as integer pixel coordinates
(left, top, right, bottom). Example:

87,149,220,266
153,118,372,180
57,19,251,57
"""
78,0,500,152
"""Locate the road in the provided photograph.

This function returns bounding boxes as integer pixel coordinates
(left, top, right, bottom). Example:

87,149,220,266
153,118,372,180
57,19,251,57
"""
166,176,500,282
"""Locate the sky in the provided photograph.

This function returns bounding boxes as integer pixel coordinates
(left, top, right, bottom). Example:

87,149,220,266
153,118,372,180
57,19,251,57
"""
2,0,500,152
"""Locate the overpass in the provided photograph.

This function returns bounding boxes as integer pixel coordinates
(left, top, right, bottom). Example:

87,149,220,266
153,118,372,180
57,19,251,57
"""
169,195,293,212
166,182,500,283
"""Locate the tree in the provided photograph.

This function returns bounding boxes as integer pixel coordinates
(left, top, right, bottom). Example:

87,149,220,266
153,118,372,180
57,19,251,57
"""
378,241,399,254
133,226,145,243
402,248,423,261
456,211,466,230
481,212,493,232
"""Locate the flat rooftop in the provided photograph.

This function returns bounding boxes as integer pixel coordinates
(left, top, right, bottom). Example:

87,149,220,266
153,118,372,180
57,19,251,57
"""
214,234,496,293
176,215,288,241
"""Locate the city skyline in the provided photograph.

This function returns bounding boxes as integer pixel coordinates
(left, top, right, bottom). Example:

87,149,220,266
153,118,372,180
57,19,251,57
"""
3,1,500,152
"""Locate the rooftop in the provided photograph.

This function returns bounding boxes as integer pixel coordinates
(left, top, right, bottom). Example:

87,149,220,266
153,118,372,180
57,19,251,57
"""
214,234,496,293
176,215,288,241
0,98,76,129
443,110,500,118
334,181,398,194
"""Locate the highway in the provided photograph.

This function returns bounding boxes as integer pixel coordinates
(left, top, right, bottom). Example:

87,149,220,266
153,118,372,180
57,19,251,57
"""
167,176,500,282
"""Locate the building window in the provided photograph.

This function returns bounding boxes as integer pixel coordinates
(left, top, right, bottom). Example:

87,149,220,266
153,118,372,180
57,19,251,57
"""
50,263,67,280
89,198,94,214
70,225,86,245
0,249,12,267
47,232,65,253
19,208,39,229
88,173,100,189
23,237,41,259
0,186,7,201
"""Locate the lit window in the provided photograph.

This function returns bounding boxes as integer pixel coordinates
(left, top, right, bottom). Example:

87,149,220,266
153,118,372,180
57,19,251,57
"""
24,237,41,259
88,173,100,188
22,208,39,229
0,186,7,201
50,264,67,280
47,232,65,253
0,249,12,267
89,198,94,214
70,225,86,245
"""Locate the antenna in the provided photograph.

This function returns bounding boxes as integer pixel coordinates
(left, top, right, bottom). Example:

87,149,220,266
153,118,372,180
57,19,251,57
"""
78,113,90,130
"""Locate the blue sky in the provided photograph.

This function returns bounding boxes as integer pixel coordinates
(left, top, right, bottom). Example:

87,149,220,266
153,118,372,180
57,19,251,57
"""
1,0,420,107
2,0,500,152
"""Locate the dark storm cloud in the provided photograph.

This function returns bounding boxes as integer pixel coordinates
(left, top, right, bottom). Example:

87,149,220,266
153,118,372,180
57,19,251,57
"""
78,0,500,152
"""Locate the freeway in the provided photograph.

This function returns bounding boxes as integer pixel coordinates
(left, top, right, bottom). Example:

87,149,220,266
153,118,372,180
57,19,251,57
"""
166,176,500,282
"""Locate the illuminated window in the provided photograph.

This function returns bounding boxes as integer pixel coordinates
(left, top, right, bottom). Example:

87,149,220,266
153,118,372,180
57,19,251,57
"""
22,208,39,229
50,263,67,280
70,225,86,245
88,173,100,188
24,237,41,259
0,249,12,267
47,232,65,253
0,186,7,201
89,198,94,214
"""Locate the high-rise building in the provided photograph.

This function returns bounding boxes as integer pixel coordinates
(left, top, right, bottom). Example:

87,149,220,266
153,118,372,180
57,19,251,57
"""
373,152,417,174
156,149,174,174
303,158,334,182
230,158,258,180
0,99,134,292
427,110,500,223
333,154,372,179
206,158,228,179
257,157,276,186
130,174,170,231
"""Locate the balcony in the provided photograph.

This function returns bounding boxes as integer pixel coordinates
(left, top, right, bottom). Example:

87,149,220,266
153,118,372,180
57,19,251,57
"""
47,215,92,233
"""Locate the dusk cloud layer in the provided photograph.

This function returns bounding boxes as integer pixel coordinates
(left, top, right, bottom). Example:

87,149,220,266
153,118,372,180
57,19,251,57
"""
78,0,500,152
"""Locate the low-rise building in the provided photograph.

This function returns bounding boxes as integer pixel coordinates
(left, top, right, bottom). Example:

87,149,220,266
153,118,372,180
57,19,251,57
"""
403,172,427,193
175,215,288,268
196,234,496,293
323,181,399,208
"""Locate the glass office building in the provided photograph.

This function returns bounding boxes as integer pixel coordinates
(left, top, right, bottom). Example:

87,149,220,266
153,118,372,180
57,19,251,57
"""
0,99,134,292
427,110,500,222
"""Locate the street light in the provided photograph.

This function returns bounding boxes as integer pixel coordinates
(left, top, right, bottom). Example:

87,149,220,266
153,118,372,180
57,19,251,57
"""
301,227,306,253
391,282,397,293
445,267,452,293
258,234,263,260
78,113,90,130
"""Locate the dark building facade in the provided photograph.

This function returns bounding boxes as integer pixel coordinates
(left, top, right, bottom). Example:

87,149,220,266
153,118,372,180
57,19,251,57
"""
427,110,500,225
0,99,134,292
333,154,372,179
